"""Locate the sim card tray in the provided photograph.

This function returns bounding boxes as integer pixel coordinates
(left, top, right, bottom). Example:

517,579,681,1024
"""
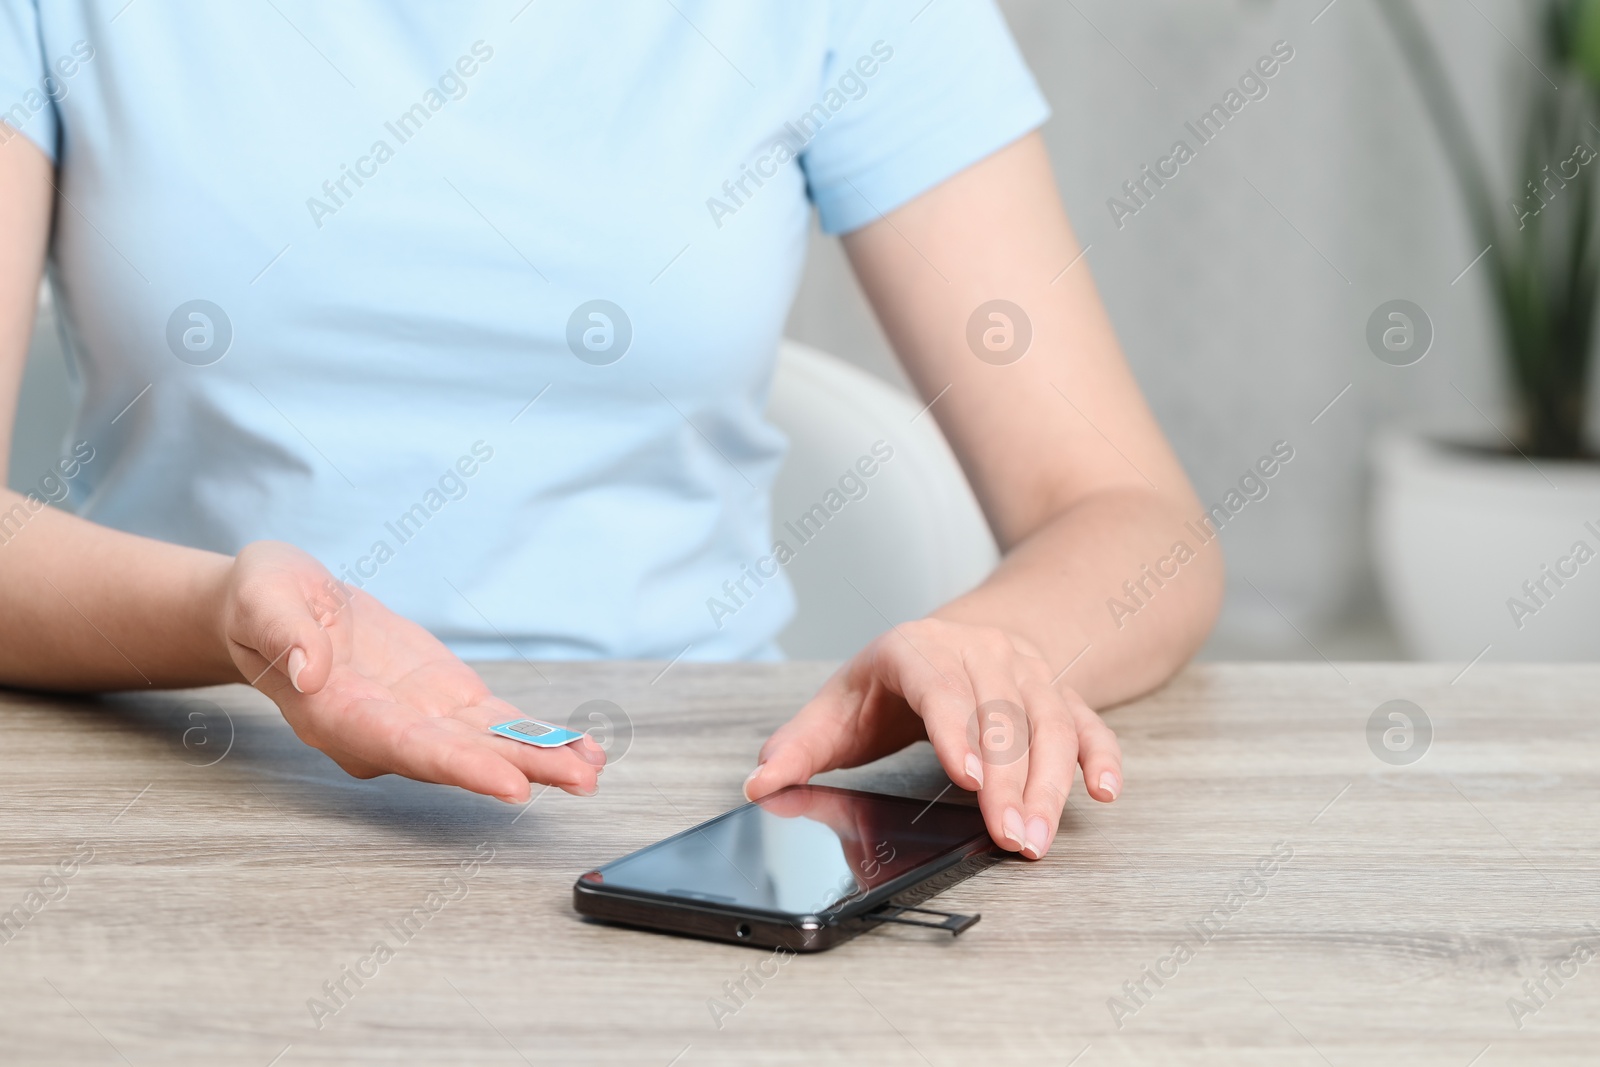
869,904,981,936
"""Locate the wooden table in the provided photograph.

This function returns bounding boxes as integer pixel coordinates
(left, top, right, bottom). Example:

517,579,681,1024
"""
2,662,1597,1065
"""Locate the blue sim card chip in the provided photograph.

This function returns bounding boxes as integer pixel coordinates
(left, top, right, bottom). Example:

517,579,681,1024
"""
489,718,587,748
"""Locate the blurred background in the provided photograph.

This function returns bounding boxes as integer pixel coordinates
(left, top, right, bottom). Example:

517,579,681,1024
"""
13,0,1598,664
782,0,1600,663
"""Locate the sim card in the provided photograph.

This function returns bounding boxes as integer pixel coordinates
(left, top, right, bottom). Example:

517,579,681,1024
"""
489,718,587,748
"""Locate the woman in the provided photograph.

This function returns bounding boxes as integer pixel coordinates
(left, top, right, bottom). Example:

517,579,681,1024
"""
0,0,1221,861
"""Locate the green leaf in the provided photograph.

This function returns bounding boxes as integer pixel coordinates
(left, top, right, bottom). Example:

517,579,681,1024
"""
1575,0,1600,85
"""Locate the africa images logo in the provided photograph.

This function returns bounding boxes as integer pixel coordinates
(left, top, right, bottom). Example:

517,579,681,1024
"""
565,300,633,365
304,41,494,230
705,41,895,229
165,300,233,366
1106,40,1295,230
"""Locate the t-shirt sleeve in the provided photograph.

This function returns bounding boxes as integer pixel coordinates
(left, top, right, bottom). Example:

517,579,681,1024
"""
0,0,58,161
800,0,1050,235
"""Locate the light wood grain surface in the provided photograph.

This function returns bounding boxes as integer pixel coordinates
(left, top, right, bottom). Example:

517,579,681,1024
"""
1,661,1598,1066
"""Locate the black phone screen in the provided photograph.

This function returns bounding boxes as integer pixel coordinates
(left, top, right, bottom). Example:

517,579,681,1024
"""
585,785,989,917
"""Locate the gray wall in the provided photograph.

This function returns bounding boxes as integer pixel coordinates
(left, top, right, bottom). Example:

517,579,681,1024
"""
10,0,1559,660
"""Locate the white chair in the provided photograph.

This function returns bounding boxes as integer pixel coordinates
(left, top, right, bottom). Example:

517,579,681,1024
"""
768,340,999,659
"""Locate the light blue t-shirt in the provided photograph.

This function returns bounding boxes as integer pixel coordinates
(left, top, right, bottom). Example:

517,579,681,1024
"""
0,0,1047,660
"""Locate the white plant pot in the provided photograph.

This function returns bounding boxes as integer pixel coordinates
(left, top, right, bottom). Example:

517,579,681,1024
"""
1372,431,1600,661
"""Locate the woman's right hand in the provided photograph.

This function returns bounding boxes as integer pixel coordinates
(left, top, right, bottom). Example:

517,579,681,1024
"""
216,541,604,802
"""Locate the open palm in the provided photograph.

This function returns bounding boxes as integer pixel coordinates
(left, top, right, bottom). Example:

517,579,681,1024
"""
220,542,603,801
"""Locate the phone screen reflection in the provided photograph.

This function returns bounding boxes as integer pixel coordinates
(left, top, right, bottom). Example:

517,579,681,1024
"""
591,785,987,916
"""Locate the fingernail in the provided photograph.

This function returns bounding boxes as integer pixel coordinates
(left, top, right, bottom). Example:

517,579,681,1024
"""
1023,816,1050,859
964,753,984,790
743,763,765,799
1098,771,1121,800
1002,807,1025,851
577,741,606,766
286,647,307,693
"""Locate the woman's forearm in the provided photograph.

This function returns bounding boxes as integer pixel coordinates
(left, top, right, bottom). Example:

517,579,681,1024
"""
0,487,240,690
1,137,237,691
933,485,1224,709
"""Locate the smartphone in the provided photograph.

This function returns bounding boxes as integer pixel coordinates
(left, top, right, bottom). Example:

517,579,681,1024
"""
573,784,1003,951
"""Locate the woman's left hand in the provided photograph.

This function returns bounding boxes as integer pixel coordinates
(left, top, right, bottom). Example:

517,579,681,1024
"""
742,618,1122,860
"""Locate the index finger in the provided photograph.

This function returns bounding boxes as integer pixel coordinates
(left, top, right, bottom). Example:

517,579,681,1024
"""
335,698,602,801
865,630,986,793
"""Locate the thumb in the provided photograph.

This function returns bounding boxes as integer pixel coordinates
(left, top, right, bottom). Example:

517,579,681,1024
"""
231,584,339,696
743,703,843,802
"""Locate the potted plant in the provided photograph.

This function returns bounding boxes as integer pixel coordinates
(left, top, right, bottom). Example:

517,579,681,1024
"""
1372,0,1600,660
